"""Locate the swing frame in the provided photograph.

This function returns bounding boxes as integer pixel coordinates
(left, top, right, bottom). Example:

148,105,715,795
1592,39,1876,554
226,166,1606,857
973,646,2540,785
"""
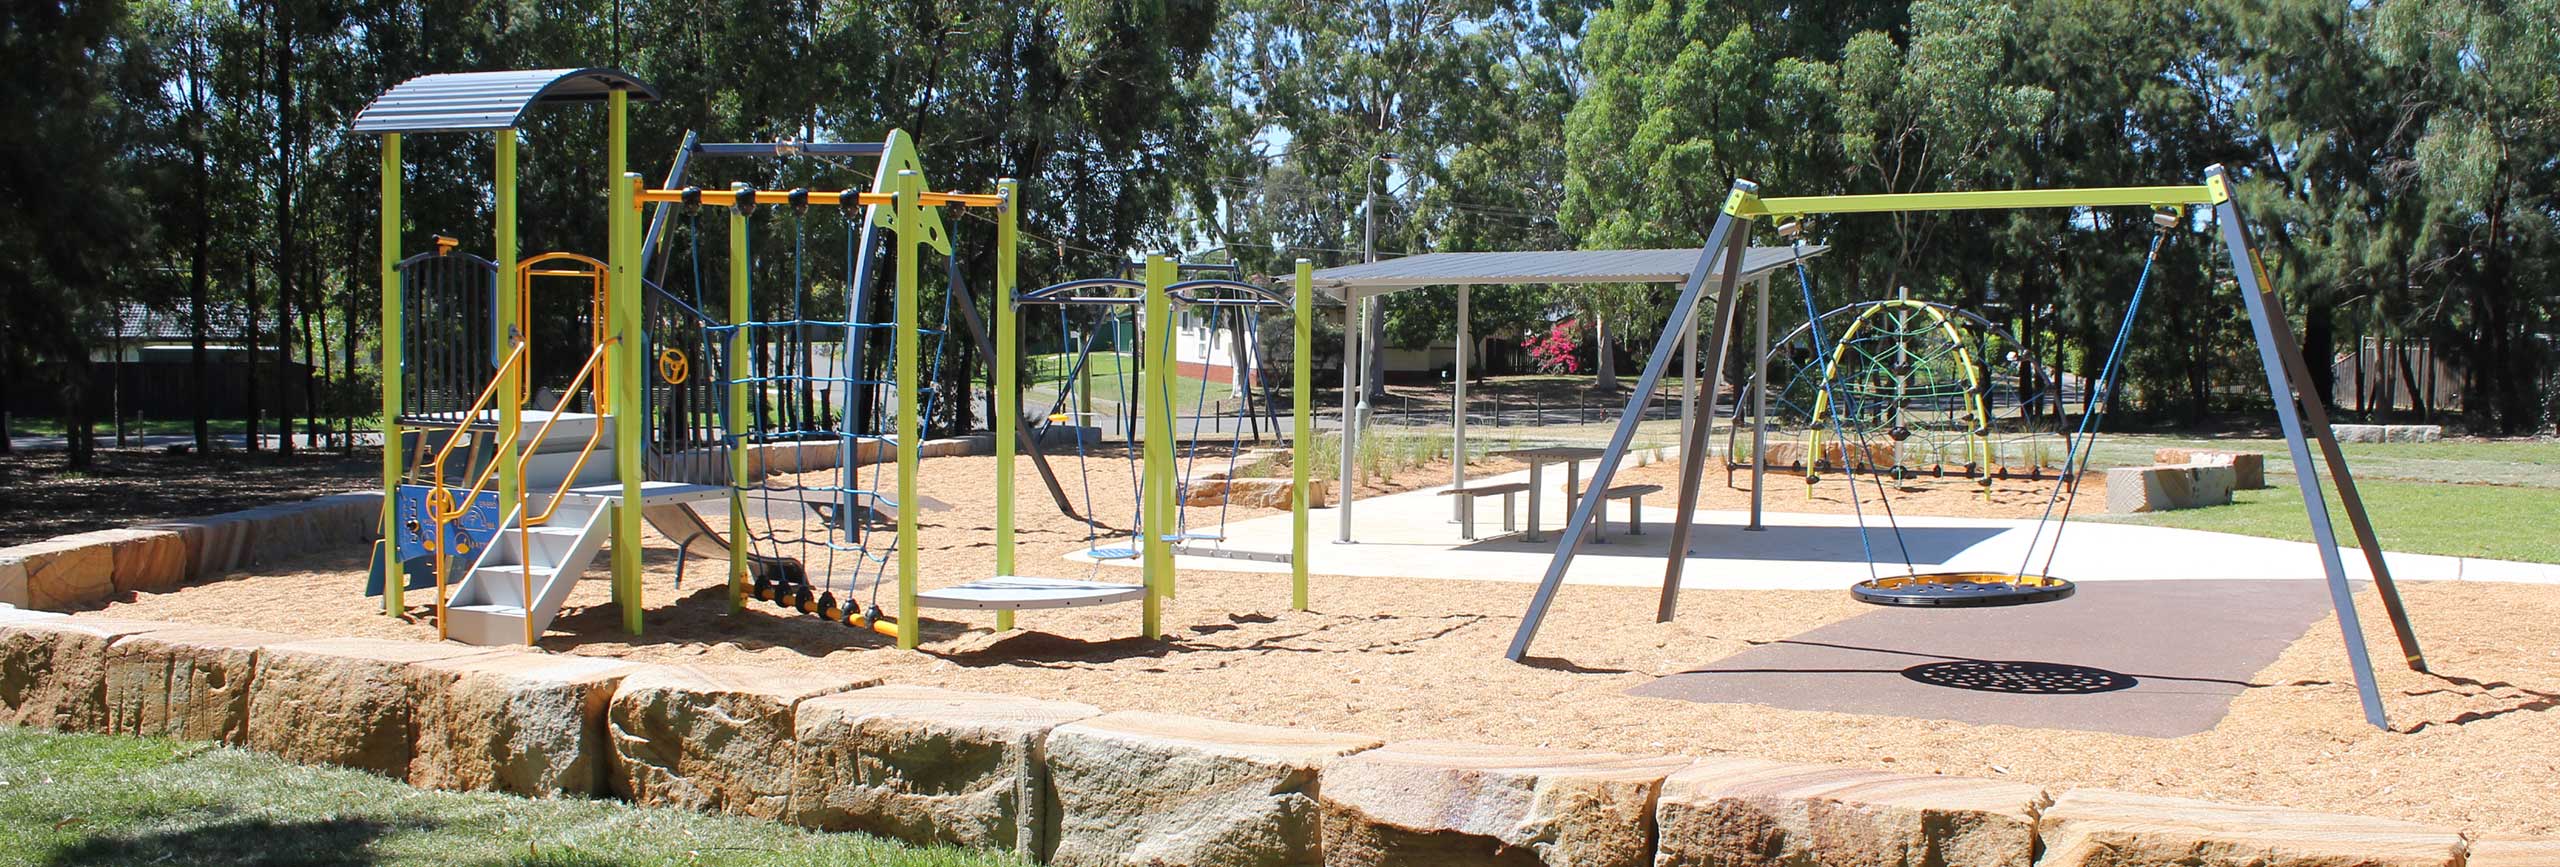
1502,166,2428,732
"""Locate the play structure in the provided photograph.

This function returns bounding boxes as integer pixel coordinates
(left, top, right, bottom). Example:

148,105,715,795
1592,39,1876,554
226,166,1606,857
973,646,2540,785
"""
1724,289,2072,502
1502,173,2431,731
355,68,1312,649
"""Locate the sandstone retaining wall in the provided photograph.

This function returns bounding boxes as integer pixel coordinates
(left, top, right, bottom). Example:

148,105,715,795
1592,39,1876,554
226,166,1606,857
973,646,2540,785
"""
0,491,380,611
0,614,2540,865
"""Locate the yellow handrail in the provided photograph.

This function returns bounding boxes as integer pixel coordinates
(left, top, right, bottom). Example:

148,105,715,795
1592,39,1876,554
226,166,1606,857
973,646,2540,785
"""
517,341,615,528
507,339,616,645
423,341,528,640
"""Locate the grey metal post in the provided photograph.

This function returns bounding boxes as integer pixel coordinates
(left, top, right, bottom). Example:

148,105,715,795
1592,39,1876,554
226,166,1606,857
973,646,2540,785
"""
1748,274,1770,530
2209,164,2390,730
1658,229,1750,622
1337,291,1360,542
1681,308,1698,450
1508,185,1752,661
1454,284,1470,520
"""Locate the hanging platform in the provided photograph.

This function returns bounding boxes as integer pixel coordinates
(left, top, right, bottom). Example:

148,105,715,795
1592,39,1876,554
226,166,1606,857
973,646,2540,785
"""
913,576,1147,611
1850,572,2076,608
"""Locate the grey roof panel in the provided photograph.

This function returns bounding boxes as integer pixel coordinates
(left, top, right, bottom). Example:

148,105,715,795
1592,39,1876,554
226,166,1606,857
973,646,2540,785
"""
353,68,660,135
1309,246,1826,299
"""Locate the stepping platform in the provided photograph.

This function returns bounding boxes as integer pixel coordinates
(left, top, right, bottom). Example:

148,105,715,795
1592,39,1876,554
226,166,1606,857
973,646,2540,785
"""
912,576,1146,611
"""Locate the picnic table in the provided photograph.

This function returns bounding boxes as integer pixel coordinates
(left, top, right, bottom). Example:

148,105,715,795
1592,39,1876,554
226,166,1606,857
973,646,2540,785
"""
1492,445,1606,542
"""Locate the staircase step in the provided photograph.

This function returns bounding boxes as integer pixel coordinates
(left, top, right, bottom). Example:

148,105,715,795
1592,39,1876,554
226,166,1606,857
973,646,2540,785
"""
450,603,528,617
495,527,585,564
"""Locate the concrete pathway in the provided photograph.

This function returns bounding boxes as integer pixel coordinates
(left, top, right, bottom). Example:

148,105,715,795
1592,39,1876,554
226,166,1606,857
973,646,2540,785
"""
1091,453,2560,588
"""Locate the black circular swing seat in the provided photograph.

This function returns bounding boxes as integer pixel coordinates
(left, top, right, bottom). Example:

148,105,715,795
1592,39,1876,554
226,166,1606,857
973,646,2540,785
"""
1851,571,2075,608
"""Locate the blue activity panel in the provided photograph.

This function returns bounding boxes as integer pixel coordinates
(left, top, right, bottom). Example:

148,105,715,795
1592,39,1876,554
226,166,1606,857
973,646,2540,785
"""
366,484,503,597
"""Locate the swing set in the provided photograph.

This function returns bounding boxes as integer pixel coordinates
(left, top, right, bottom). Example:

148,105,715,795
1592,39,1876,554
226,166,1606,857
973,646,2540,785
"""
1504,169,2428,731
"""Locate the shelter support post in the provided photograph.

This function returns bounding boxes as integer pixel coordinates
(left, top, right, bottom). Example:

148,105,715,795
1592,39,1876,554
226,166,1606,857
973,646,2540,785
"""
1337,290,1360,542
1658,230,1750,622
378,133,403,616
1453,285,1470,520
2209,166,2392,729
1293,260,1314,610
1506,183,1754,661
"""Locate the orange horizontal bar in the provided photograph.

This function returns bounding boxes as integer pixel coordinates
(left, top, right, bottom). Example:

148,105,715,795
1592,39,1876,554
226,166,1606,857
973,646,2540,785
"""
635,188,1002,209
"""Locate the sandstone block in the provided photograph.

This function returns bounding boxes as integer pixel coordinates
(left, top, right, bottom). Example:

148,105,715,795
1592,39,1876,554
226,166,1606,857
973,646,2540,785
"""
2037,788,2462,867
0,617,173,731
246,638,498,777
607,663,876,820
793,685,1101,856
1653,757,2047,867
2387,424,2443,442
0,604,63,625
412,652,643,797
2105,464,2237,514
1045,711,1384,867
97,528,190,595
2468,835,2560,867
0,561,26,608
1186,478,1329,509
2155,448,2268,489
3,535,115,610
1319,740,1691,867
101,625,285,744
2331,424,2386,443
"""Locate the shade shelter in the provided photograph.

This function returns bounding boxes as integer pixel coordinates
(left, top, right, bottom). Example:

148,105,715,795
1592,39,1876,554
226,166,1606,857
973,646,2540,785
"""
1308,246,1825,540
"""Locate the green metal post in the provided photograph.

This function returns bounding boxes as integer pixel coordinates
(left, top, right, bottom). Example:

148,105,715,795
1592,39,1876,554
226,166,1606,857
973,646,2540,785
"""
379,133,403,616
894,170,923,649
608,86,646,636
1292,259,1312,610
1141,256,1175,636
993,179,1020,632
495,131,521,517
726,188,751,615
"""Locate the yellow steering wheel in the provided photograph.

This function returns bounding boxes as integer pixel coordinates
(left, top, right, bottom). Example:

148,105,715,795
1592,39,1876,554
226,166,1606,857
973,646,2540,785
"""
657,348,690,385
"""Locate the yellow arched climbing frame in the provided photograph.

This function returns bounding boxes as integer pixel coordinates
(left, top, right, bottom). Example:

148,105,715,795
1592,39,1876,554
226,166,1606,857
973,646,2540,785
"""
1803,298,1992,481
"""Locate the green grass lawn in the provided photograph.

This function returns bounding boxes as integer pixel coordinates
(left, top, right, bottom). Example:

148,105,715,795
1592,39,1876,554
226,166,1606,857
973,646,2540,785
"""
0,728,1027,867
2080,433,2560,487
2089,477,2560,565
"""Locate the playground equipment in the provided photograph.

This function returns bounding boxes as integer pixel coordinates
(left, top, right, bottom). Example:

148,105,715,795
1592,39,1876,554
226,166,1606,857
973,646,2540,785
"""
999,259,1316,637
357,67,1311,649
1724,290,2072,500
1502,170,2429,731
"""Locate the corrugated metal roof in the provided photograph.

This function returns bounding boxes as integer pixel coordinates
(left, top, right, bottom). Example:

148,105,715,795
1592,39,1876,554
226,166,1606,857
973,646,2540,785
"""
1310,246,1827,300
353,68,660,135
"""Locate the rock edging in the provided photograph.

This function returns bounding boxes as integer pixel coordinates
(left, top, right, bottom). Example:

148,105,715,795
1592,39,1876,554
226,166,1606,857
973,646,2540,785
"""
0,612,2538,866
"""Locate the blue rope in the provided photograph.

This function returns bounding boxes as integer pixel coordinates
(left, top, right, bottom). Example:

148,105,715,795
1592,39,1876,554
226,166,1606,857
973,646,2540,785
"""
2020,227,2167,577
1789,244,1893,580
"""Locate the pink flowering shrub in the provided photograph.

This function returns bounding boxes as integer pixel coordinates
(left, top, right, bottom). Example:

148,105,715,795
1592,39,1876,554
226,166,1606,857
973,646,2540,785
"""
1524,319,1582,374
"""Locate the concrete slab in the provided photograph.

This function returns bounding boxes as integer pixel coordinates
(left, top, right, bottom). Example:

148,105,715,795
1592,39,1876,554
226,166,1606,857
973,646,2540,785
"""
1627,580,2339,737
1122,452,2560,589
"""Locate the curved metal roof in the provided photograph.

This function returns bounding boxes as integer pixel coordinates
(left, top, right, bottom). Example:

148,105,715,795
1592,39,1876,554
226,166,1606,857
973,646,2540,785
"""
1310,245,1827,300
353,68,659,135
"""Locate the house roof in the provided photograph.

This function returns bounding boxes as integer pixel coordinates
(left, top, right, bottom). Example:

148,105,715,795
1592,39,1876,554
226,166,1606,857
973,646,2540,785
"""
352,68,659,135
1309,246,1827,301
108,302,256,343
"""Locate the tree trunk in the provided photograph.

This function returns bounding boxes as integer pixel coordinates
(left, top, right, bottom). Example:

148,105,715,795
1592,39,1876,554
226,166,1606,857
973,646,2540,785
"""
270,0,296,455
2302,294,2335,411
244,259,263,453
187,13,212,456
1592,313,1617,391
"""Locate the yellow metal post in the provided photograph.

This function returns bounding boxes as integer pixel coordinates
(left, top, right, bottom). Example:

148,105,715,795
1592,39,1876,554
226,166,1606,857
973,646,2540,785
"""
379,133,403,616
495,131,522,517
893,170,923,649
1291,259,1313,610
608,85,646,635
993,179,1020,632
1141,255,1176,636
727,188,751,615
